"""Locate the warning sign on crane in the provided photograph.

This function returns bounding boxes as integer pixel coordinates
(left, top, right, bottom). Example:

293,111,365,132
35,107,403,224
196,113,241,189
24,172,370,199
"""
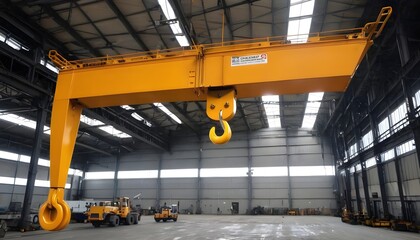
231,53,267,67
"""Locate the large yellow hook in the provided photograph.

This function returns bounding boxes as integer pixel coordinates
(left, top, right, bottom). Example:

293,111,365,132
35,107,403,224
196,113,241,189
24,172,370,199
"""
39,188,71,231
209,110,232,144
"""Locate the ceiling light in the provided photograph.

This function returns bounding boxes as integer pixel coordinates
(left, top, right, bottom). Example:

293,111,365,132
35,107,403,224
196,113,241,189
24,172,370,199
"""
121,105,135,110
153,103,182,124
131,112,152,127
5,37,21,50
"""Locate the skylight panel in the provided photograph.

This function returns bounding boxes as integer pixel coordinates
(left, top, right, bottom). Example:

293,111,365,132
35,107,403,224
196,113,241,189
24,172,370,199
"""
301,92,324,129
262,95,281,128
0,32,5,42
287,0,315,43
5,37,21,50
80,115,104,126
153,103,182,124
98,125,132,138
0,113,50,134
158,0,190,47
289,0,316,18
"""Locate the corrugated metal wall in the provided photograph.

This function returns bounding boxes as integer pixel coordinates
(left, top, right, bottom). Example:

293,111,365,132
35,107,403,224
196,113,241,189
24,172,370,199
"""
349,152,420,220
82,128,336,214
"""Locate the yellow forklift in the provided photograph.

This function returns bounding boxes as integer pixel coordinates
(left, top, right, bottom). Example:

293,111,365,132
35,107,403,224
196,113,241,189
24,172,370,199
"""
154,202,178,222
364,199,390,227
390,201,419,232
87,197,140,227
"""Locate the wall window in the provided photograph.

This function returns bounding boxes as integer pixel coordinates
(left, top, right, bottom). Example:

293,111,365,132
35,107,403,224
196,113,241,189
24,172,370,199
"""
118,170,158,179
361,130,373,150
365,157,376,168
349,143,358,158
390,103,408,132
0,176,71,188
378,117,390,142
0,150,83,176
252,167,288,177
160,169,198,178
413,89,420,111
85,171,115,180
200,168,248,178
381,149,395,162
289,166,335,176
396,140,416,156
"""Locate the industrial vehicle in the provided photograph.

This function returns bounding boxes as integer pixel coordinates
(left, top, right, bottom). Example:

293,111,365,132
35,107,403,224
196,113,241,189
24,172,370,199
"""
37,7,392,231
86,197,140,227
0,202,39,232
154,204,178,222
67,200,96,223
364,200,390,227
0,220,6,238
390,201,419,232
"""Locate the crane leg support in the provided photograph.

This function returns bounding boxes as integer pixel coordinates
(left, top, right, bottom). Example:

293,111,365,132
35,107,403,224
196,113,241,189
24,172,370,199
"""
39,99,82,231
207,88,236,144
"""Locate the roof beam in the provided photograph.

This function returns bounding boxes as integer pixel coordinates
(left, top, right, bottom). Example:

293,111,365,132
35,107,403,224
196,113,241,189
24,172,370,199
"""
75,142,113,157
105,0,149,51
220,0,234,40
141,0,168,49
85,108,169,151
74,2,120,55
237,100,251,131
42,5,101,57
169,102,201,136
189,0,258,18
200,0,212,43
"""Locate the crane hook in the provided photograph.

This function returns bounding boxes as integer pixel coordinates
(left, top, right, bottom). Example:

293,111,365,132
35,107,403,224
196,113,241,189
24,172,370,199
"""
209,110,232,144
39,188,71,231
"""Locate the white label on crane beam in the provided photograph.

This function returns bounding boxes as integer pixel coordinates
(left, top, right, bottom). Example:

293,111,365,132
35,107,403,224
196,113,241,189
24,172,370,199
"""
231,53,267,66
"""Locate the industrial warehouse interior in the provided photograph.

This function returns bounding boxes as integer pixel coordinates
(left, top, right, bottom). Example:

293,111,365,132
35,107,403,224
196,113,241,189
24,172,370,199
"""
0,0,419,239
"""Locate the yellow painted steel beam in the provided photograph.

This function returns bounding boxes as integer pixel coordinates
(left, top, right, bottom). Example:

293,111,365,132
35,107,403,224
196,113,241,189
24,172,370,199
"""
40,7,392,231
54,38,371,108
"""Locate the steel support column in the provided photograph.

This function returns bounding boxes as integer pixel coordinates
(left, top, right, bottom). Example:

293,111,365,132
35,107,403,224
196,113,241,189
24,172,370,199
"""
286,129,292,209
196,139,203,214
350,111,363,213
156,154,162,209
18,98,48,230
360,161,372,216
368,93,389,217
112,153,120,200
344,168,353,213
394,154,407,219
353,169,362,213
246,131,253,214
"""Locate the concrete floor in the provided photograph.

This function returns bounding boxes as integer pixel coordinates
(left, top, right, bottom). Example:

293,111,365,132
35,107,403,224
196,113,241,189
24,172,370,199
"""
3,215,420,240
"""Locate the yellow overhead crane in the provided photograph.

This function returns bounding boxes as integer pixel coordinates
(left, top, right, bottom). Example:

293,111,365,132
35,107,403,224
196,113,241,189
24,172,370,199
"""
38,7,391,231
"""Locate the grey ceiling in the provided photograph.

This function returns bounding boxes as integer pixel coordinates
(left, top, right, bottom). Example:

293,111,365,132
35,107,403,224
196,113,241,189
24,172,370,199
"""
0,0,380,157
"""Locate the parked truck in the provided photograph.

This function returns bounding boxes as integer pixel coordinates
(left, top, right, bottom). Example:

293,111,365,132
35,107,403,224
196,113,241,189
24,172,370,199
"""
86,197,140,227
154,203,178,222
